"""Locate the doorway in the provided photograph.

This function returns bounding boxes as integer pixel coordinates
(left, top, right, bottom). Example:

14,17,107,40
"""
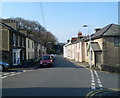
13,49,21,66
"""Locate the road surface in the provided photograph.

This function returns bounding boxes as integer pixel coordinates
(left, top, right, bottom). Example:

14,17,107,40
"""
1,55,120,97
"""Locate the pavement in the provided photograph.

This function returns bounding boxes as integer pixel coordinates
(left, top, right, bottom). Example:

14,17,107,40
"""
65,57,118,74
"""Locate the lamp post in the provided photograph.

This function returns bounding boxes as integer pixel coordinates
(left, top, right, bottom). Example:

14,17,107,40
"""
47,42,51,54
83,25,92,68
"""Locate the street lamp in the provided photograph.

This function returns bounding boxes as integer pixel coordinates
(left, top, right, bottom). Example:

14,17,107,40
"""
83,24,92,68
47,42,51,54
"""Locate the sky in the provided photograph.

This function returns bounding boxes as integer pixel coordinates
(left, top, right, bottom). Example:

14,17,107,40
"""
1,2,118,43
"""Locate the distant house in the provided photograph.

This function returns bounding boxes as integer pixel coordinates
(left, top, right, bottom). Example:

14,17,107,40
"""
41,45,47,55
63,24,120,72
0,20,26,67
34,40,42,62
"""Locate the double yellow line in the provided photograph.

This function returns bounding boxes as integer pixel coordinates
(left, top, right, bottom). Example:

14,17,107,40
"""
86,88,119,97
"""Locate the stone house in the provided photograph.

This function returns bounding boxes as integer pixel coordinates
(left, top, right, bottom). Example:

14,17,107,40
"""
0,19,47,67
84,24,120,72
0,20,26,67
34,40,42,62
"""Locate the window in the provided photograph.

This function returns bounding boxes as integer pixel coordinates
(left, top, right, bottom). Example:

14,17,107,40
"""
22,51,24,60
32,42,34,49
114,37,120,47
90,50,93,61
86,43,88,56
18,35,20,46
13,34,16,46
22,37,25,47
28,40,30,48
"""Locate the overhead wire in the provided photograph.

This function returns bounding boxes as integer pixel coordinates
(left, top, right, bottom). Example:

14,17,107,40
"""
39,1,46,28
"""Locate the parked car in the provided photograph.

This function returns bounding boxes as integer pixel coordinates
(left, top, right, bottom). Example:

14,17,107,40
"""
0,61,10,71
40,55,53,67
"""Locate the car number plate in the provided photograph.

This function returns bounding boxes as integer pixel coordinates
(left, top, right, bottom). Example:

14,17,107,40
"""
43,64,47,65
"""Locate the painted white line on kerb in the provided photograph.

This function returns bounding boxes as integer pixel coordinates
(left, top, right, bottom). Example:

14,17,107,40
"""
90,70,96,90
94,70,103,89
1,76,8,79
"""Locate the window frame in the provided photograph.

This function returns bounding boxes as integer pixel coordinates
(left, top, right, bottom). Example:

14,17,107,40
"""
28,40,30,48
114,37,120,47
13,34,16,46
22,37,25,47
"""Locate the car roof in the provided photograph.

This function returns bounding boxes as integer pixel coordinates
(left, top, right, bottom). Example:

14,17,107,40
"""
42,54,51,56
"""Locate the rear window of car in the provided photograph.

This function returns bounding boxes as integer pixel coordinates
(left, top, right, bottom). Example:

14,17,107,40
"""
42,56,51,60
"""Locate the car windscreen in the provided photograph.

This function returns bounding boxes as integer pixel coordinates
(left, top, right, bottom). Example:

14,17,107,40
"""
42,56,51,60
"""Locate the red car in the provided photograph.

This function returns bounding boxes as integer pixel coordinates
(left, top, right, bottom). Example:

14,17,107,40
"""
40,55,53,67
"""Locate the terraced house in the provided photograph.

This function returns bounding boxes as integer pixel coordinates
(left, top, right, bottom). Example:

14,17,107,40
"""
63,24,120,72
0,20,26,67
0,19,47,67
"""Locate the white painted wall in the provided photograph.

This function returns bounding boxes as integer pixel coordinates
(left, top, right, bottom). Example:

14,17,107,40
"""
26,38,35,60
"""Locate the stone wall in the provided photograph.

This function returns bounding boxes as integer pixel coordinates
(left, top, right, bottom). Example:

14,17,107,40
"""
102,37,120,73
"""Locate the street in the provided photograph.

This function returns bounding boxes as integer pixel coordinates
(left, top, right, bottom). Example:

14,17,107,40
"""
1,55,120,97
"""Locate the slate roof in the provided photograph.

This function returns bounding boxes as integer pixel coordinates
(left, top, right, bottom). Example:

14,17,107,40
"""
0,22,42,44
91,24,112,39
0,22,27,37
84,24,120,41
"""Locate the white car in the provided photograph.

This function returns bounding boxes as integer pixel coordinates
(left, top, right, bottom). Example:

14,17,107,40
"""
50,54,56,60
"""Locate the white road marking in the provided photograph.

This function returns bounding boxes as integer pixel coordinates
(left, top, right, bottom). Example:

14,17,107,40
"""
1,76,8,79
90,69,103,90
10,72,15,74
3,73,9,75
10,74,15,76
91,83,95,86
16,72,21,74
90,70,96,90
94,70,103,89
91,86,96,90
91,80,95,82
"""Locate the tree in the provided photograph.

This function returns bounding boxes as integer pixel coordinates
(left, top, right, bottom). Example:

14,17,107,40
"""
2,17,58,53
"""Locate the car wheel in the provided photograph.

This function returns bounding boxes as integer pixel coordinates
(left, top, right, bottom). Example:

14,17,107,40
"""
2,65,6,71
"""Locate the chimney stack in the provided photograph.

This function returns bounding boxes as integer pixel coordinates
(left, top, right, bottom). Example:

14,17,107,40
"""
71,37,77,42
78,32,84,39
67,40,70,43
94,28,101,33
2,19,17,30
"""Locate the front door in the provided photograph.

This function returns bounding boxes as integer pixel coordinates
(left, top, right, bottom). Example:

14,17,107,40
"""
95,52,102,66
13,49,21,66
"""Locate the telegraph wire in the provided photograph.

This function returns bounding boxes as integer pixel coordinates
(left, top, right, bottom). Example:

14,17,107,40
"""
39,1,46,28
